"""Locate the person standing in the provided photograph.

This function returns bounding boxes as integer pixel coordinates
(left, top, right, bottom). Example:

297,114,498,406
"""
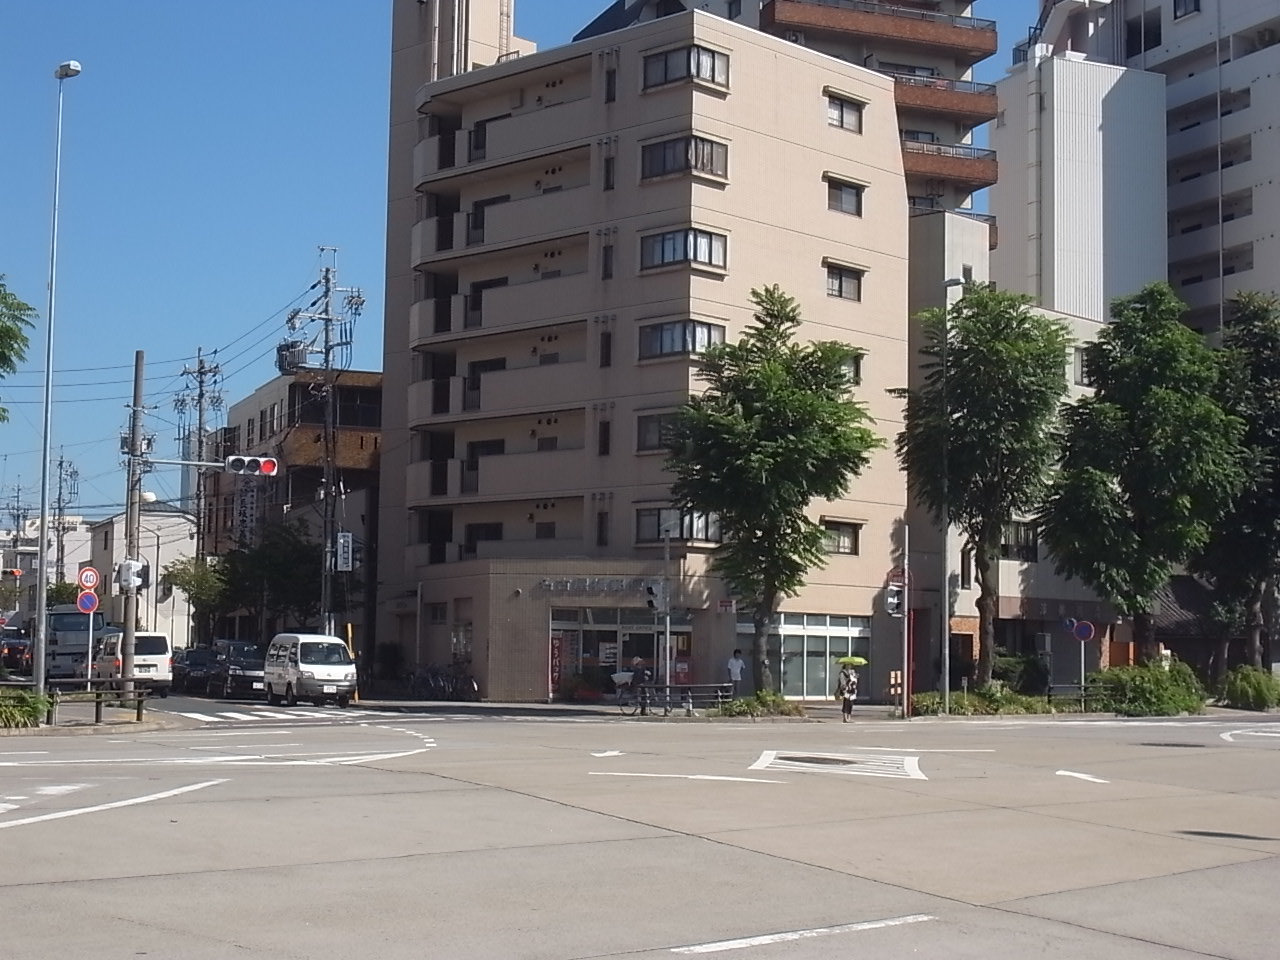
727,649,746,698
835,664,858,722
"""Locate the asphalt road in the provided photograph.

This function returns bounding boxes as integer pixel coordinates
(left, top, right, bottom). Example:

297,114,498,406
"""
3,711,1280,959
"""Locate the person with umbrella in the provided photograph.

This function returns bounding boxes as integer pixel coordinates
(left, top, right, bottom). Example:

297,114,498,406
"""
834,656,866,722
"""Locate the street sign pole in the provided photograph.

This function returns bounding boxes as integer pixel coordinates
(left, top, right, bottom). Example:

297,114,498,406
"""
76,586,99,691
901,523,910,719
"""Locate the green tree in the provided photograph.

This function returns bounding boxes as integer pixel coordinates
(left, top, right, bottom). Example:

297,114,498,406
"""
1192,292,1280,670
162,556,228,644
0,275,36,422
46,581,78,606
1040,283,1245,663
892,286,1072,688
259,522,323,627
667,285,883,693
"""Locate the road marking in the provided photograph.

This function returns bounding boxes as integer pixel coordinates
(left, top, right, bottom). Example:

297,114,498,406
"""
1056,770,1109,784
591,750,624,757
0,779,227,830
0,803,18,814
251,711,300,720
589,772,786,784
189,743,301,750
0,751,49,756
750,751,927,780
1221,729,1280,743
669,914,936,953
175,712,226,722
848,747,994,753
216,712,264,721
35,784,90,796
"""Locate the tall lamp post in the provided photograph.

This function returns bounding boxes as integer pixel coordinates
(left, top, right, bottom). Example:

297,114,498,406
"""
32,60,82,697
939,276,965,716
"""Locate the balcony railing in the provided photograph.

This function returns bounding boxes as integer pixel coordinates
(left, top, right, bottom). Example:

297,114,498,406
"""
466,212,485,246
462,375,482,411
433,296,453,334
464,293,483,329
901,139,996,161
888,72,995,95
785,0,995,31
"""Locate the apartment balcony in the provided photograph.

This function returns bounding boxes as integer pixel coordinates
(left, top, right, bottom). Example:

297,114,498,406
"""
1167,163,1254,213
1168,217,1254,267
762,0,998,65
413,132,459,184
406,458,463,506
890,73,998,125
454,271,592,337
467,187,595,251
471,360,589,415
473,537,588,560
901,139,998,189
409,295,466,344
909,204,998,249
411,216,467,266
468,448,588,499
407,376,463,428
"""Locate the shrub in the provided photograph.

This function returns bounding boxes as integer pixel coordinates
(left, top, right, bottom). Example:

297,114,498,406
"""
0,691,49,729
710,692,805,718
1091,661,1204,717
909,688,1045,716
1220,665,1280,711
992,651,1050,695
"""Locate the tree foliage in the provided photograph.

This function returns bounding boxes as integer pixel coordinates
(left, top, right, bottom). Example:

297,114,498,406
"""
667,285,883,693
1040,283,1245,662
0,275,36,423
1192,292,1280,669
892,286,1071,688
162,556,228,644
223,522,325,630
46,581,79,606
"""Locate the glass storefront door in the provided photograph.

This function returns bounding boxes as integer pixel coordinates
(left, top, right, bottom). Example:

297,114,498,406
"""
740,613,871,700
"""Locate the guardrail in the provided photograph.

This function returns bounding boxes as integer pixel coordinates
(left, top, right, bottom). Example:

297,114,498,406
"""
1,677,151,726
901,139,997,160
888,72,996,95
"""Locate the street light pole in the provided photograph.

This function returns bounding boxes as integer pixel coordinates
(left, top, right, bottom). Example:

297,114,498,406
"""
32,60,81,697
940,277,965,716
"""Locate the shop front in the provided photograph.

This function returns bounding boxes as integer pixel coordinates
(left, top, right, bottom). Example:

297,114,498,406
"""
736,613,872,701
549,606,693,700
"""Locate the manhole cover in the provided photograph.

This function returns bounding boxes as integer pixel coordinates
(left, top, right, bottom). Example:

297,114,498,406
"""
750,751,928,780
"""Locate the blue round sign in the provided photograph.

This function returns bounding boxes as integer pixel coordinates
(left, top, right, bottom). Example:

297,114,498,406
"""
1073,620,1095,642
76,590,99,614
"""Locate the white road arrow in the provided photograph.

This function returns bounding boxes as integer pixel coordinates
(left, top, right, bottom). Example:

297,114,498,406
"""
1056,770,1109,784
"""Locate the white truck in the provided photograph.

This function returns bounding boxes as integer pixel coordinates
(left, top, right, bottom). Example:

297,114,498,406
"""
45,605,120,681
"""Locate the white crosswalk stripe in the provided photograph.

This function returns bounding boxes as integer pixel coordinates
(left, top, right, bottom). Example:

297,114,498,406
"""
169,706,411,726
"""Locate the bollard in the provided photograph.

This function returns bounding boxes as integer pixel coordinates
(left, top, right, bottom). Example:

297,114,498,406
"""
135,693,145,723
94,694,103,725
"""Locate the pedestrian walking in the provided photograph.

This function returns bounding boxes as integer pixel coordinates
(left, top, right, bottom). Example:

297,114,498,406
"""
835,664,858,722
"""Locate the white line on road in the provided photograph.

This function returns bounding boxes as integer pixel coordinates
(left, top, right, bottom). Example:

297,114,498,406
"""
589,772,786,784
216,712,265,721
0,803,18,814
0,780,227,830
35,784,90,796
669,914,936,953
189,744,301,750
0,751,49,756
1221,729,1280,743
174,712,227,722
591,750,624,757
1056,770,1110,784
847,747,995,753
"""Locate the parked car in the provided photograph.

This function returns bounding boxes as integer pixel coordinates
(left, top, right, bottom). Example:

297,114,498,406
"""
93,632,173,697
207,640,268,699
173,647,214,694
264,633,358,707
1,635,31,673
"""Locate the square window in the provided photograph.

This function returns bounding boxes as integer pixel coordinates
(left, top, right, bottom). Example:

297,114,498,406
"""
537,436,559,451
827,96,864,133
1000,522,1039,563
1173,0,1200,19
535,522,556,540
827,180,864,216
823,522,860,555
826,265,863,302
637,412,679,451
426,602,448,624
1072,346,1093,386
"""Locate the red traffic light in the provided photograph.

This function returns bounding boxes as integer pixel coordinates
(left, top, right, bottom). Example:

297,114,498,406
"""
225,455,281,476
1,569,21,578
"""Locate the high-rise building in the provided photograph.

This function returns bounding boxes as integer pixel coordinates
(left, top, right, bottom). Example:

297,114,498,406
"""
380,5,912,701
1002,0,1280,336
580,1,1000,238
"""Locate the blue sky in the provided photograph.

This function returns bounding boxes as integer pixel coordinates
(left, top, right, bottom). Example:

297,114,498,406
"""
0,0,1029,518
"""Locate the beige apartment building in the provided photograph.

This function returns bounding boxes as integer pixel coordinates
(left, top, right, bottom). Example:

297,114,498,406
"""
380,6,914,701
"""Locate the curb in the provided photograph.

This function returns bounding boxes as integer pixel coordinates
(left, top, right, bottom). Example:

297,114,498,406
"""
1,716,188,738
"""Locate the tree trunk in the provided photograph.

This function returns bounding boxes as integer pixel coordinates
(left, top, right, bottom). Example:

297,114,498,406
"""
1213,634,1231,689
1247,581,1265,670
1133,611,1159,664
752,591,777,695
973,545,997,689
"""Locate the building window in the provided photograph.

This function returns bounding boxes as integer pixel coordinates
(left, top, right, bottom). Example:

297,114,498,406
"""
598,420,612,456
1072,347,1093,386
826,264,864,301
1173,0,1200,19
728,0,742,18
596,510,610,547
636,507,722,543
641,136,728,179
426,602,448,624
640,228,727,270
823,521,861,555
605,67,617,102
826,179,864,216
637,412,680,451
827,95,864,133
538,352,560,366
259,409,267,442
639,319,726,359
845,353,863,386
642,45,729,90
960,546,973,589
1000,522,1039,563
603,155,616,191
537,436,559,452
601,243,614,280
535,521,556,540
246,417,255,447
600,330,613,367
962,263,974,283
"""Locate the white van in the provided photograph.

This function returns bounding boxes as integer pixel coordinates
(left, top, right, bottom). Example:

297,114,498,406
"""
264,633,357,707
94,632,173,697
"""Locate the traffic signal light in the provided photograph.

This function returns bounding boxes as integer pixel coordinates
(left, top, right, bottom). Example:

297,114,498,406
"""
646,583,668,611
1,569,22,579
225,455,280,476
885,583,905,618
115,559,145,590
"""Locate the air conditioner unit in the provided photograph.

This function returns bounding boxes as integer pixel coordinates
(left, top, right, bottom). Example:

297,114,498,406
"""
784,30,805,45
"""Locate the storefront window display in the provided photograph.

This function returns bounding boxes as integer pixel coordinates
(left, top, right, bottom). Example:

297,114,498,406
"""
550,607,693,696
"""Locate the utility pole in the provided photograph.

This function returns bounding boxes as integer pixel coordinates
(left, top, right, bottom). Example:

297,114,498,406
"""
121,350,146,693
281,248,363,638
53,453,78,583
178,347,222,561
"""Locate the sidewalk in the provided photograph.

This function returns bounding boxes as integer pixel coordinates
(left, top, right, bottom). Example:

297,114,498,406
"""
1,699,182,737
358,698,899,721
